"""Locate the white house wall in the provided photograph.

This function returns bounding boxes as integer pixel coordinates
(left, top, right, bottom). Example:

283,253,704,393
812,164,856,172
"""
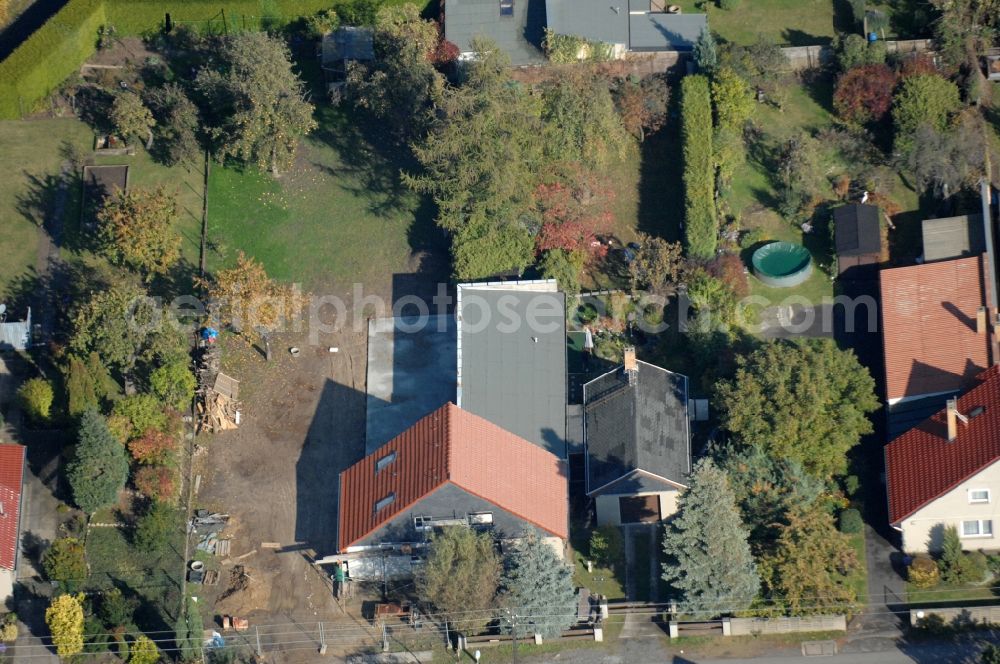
900,460,1000,552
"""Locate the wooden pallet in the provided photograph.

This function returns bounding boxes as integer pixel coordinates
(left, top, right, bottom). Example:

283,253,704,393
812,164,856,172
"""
203,570,220,586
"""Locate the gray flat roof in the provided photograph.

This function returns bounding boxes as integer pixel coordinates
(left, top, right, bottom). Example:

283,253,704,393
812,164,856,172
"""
583,360,690,495
544,0,705,51
444,0,546,65
922,214,986,263
457,281,567,457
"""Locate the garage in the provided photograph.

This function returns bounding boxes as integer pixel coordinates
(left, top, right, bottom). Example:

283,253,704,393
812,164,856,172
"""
619,495,660,524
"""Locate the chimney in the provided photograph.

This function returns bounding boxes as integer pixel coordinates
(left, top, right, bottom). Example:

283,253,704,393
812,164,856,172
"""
623,347,638,384
977,306,988,335
947,398,959,442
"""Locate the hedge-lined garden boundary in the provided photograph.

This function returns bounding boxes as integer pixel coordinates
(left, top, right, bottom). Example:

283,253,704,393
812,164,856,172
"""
0,0,332,119
680,74,716,260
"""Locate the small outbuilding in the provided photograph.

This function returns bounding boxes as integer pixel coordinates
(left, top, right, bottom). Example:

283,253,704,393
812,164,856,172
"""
921,213,986,263
834,203,882,278
321,27,375,83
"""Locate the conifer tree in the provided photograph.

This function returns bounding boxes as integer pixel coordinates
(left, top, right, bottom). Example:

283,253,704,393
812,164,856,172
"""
67,409,129,513
662,459,759,617
500,531,576,638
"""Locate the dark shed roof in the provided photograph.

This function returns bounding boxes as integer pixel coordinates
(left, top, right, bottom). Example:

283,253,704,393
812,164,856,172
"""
544,0,705,51
583,361,690,495
834,204,881,257
321,27,375,64
456,281,567,457
444,0,546,65
922,214,986,263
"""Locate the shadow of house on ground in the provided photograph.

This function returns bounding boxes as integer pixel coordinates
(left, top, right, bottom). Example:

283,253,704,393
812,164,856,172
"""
295,378,367,556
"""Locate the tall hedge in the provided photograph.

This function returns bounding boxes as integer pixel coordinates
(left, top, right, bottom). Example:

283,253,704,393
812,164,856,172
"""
681,74,716,260
0,0,106,119
0,0,334,119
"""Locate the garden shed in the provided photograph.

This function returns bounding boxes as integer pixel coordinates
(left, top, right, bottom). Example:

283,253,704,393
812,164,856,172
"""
921,213,985,263
834,203,881,278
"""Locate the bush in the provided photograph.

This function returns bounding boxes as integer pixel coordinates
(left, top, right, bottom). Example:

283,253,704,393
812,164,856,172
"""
738,227,766,249
842,474,860,497
133,501,178,554
18,378,54,424
109,394,168,443
128,429,179,465
892,74,961,148
149,360,195,411
908,555,940,588
589,525,624,568
133,464,178,502
681,75,716,259
42,538,88,590
836,33,885,71
833,64,896,124
967,550,990,583
838,508,863,534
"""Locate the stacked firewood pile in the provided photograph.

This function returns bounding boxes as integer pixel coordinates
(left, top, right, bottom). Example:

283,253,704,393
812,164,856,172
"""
195,337,242,434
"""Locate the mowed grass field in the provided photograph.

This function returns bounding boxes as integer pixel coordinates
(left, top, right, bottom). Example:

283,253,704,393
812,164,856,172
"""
205,105,442,294
0,120,91,297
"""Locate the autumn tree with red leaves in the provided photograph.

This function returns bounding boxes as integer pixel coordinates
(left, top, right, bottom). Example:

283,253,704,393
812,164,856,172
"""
134,465,178,502
128,429,179,465
833,64,896,125
534,170,615,255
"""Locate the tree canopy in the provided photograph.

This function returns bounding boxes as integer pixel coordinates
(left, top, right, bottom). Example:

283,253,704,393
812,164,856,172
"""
97,186,181,279
833,64,896,125
111,92,155,149
67,409,129,513
69,283,167,375
892,74,961,149
417,526,501,633
196,32,316,173
500,531,576,638
715,339,878,478
662,459,760,617
200,251,302,336
46,594,85,658
144,83,201,166
42,537,88,591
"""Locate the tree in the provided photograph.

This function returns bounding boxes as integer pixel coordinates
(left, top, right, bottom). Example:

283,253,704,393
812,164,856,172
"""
901,113,987,198
149,359,196,411
111,92,155,149
70,283,164,375
718,444,824,557
588,525,624,568
687,269,739,329
614,75,669,142
539,249,586,295
662,459,759,617
417,527,501,633
833,64,896,125
628,234,684,295
715,339,878,478
345,3,445,140
500,531,576,638
134,501,178,553
134,465,178,503
200,251,302,336
65,353,117,417
929,0,999,68
129,634,160,664
18,378,53,423
835,33,886,71
109,394,169,443
97,186,181,279
892,74,961,149
67,409,129,513
937,524,987,584
46,594,85,659
693,27,717,73
42,538,88,590
99,588,136,628
681,75,716,259
144,83,201,166
775,133,822,222
404,40,542,278
761,504,860,615
534,168,615,255
196,32,316,173
128,429,178,465
541,68,630,168
983,644,1000,664
712,67,754,131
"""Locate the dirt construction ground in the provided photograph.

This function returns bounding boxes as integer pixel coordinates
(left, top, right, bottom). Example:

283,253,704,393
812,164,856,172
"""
193,318,378,659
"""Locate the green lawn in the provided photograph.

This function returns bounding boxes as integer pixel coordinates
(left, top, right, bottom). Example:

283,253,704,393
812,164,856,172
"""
847,531,868,607
674,0,929,46
0,119,93,297
206,104,443,293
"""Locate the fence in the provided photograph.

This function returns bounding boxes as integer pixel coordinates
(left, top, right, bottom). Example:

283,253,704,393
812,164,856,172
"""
781,38,934,71
910,605,1000,627
667,614,847,638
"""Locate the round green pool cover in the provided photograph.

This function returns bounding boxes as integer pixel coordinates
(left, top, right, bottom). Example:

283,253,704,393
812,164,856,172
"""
751,241,813,288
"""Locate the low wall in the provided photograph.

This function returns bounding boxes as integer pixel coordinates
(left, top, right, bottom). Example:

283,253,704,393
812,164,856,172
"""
910,606,1000,627
781,38,935,71
726,614,847,636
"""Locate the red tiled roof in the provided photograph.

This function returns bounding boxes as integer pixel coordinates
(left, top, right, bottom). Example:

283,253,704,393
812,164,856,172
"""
0,445,25,571
886,365,1000,524
880,254,991,402
338,403,569,550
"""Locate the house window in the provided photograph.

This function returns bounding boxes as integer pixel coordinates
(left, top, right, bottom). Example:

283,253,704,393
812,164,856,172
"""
970,489,991,504
374,493,395,513
375,451,397,474
962,519,993,537
500,0,514,16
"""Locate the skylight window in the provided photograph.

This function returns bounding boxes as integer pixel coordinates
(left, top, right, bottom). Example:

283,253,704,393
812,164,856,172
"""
375,493,395,513
375,451,397,474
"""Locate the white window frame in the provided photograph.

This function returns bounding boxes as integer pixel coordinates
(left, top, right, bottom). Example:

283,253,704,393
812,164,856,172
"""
969,489,991,504
961,519,993,538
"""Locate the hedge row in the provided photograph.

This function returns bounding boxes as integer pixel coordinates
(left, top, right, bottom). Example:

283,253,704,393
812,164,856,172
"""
680,74,716,260
0,0,333,119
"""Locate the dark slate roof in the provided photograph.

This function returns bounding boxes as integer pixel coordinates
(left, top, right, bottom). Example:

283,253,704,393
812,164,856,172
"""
457,281,567,457
444,0,546,66
834,204,881,257
583,360,690,495
321,27,374,63
544,0,705,51
922,214,986,263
